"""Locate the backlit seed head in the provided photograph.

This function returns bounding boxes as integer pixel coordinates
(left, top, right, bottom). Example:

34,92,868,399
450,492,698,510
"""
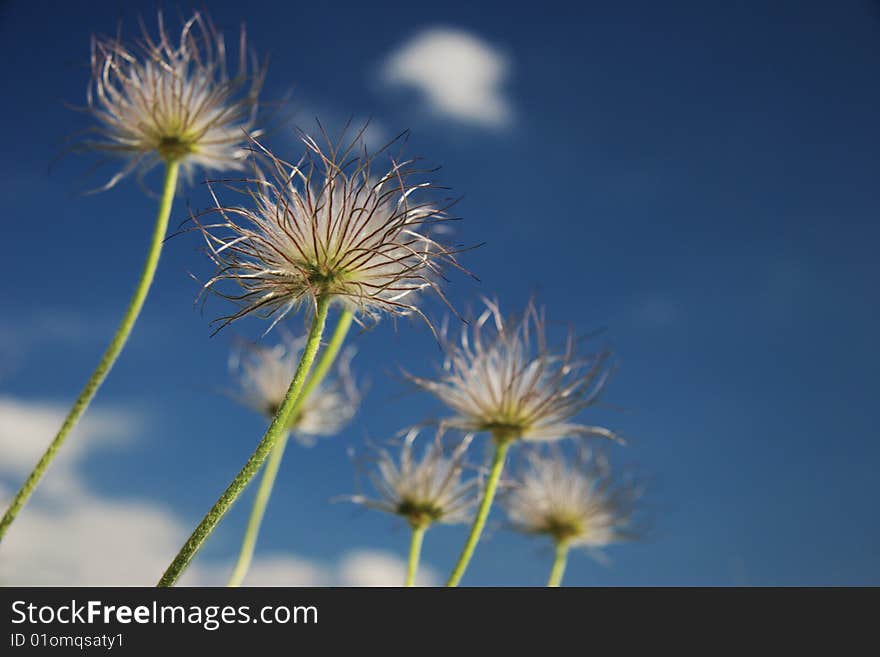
349,429,477,529
503,449,639,550
231,332,359,445
409,299,618,443
196,130,462,334
81,10,265,190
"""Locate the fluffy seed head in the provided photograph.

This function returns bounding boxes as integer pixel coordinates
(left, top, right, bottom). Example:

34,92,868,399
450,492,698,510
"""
410,299,617,443
231,333,359,445
196,131,460,333
83,10,265,189
503,449,639,549
350,429,477,528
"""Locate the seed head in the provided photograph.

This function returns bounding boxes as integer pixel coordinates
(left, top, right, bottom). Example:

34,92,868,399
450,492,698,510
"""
231,333,359,445
349,429,477,529
409,299,618,443
503,449,639,550
82,10,265,190
196,131,460,333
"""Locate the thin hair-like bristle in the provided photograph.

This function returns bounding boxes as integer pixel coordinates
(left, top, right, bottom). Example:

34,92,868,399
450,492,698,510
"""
502,446,642,551
408,299,621,444
192,126,467,334
228,330,361,443
76,10,266,191
345,427,478,527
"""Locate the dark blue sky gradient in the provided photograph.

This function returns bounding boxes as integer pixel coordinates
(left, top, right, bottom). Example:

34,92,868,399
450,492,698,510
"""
0,0,878,584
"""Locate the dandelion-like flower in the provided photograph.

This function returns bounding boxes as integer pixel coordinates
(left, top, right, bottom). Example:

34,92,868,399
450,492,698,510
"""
83,10,265,189
232,333,359,445
196,131,461,333
503,449,638,550
350,430,477,529
410,299,617,443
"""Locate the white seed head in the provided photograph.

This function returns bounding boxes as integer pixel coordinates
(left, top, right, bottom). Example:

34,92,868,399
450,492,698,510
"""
350,429,477,528
503,449,638,549
410,299,617,443
196,131,460,333
83,11,264,189
231,333,359,445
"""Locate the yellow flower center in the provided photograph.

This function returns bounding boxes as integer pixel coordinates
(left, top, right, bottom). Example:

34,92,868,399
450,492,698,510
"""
157,135,195,162
397,498,444,529
541,514,585,543
481,420,528,444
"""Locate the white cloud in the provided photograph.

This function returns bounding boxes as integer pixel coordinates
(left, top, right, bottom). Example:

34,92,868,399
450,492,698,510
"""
380,27,512,128
0,396,436,587
205,555,327,587
338,549,438,587
0,396,135,496
0,487,193,586
190,551,438,587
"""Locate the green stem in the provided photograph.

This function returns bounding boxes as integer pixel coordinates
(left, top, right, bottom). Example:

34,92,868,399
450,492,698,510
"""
225,432,290,587
547,540,570,587
297,309,354,406
445,439,511,587
226,309,354,587
0,160,180,544
405,524,426,587
157,294,331,587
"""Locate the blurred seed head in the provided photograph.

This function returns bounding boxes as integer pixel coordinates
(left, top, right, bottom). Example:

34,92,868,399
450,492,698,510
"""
230,332,359,445
409,299,618,443
349,428,477,529
81,10,265,190
502,448,640,550
195,129,462,333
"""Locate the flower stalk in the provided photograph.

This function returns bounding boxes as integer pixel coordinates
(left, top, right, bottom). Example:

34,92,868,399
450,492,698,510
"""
445,436,512,587
226,308,354,587
225,431,290,587
547,540,570,587
0,160,180,544
405,524,427,587
158,294,331,587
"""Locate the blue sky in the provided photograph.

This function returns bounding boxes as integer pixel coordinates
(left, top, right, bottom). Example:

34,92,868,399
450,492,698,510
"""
0,0,878,585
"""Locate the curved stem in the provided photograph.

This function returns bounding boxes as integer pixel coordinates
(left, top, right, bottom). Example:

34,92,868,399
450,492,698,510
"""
405,524,426,587
158,294,331,587
547,540,570,587
226,308,354,587
225,432,290,587
445,440,511,587
297,308,354,406
0,160,180,544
